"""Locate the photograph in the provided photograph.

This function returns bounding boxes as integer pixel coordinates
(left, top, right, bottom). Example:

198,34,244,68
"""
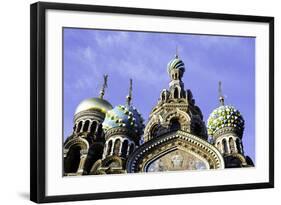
63,28,255,176
29,2,274,202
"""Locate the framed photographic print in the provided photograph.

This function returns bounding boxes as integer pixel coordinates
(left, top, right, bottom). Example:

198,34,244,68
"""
30,2,274,203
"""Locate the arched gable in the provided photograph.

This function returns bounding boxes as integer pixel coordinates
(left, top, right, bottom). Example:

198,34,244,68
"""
163,109,191,131
64,137,89,155
127,131,224,173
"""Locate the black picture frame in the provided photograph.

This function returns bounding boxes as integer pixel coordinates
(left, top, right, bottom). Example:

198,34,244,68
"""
30,1,274,203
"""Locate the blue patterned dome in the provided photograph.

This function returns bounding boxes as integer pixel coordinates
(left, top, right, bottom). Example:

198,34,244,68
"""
102,105,145,136
207,105,245,138
167,55,185,75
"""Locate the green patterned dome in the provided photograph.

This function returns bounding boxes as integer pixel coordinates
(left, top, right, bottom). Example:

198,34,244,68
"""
207,105,244,138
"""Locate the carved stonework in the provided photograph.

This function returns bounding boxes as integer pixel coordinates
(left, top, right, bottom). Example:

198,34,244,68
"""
127,131,225,173
90,156,126,175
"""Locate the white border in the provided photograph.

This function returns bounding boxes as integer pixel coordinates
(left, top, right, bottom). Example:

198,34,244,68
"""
46,9,269,196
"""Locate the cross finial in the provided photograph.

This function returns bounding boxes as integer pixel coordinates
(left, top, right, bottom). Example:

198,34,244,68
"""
126,78,133,106
175,46,179,58
218,81,224,106
99,74,108,99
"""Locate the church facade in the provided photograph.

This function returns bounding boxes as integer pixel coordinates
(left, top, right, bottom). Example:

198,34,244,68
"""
63,53,254,176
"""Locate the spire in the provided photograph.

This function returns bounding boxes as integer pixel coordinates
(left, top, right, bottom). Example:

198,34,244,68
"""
126,79,133,106
175,46,179,58
218,81,225,106
99,74,108,99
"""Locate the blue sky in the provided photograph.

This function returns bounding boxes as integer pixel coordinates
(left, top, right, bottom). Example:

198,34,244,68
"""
63,28,255,162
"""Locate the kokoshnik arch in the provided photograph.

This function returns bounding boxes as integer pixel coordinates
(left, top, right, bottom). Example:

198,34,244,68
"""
63,52,254,176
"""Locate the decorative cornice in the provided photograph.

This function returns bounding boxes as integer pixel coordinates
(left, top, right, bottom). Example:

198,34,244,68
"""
74,110,105,122
64,136,89,151
213,126,243,139
104,127,140,143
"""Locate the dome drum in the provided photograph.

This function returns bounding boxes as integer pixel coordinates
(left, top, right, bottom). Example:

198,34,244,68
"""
211,126,244,139
104,127,141,144
74,109,106,123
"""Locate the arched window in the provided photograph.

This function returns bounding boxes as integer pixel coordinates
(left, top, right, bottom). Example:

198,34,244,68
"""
150,124,159,138
114,139,121,155
121,140,129,157
90,121,97,133
174,87,179,99
83,143,104,174
229,138,235,153
83,120,90,132
236,138,241,153
175,72,178,79
170,118,181,131
64,145,81,173
107,140,112,156
222,139,228,154
77,121,83,133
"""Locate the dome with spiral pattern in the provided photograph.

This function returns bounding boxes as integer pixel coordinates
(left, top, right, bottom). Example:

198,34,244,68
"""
167,55,185,76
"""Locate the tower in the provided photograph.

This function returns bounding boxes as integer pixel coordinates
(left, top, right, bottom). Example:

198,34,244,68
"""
63,75,113,175
207,81,254,168
143,52,207,142
90,79,145,174
126,52,224,173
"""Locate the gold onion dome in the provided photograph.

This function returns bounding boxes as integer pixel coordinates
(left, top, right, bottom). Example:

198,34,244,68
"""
102,105,145,136
167,54,185,76
207,105,245,138
75,97,113,115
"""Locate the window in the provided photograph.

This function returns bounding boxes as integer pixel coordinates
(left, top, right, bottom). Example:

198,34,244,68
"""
229,137,235,153
77,121,83,133
121,140,129,157
83,120,90,132
97,124,103,136
64,145,81,173
150,124,159,138
222,139,228,153
174,87,179,98
236,138,241,153
170,118,181,131
114,139,121,155
90,121,97,133
107,140,112,155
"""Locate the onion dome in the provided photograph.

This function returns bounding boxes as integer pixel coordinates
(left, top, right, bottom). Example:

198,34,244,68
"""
207,105,245,138
75,74,112,115
75,97,113,115
167,55,185,76
102,105,145,136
